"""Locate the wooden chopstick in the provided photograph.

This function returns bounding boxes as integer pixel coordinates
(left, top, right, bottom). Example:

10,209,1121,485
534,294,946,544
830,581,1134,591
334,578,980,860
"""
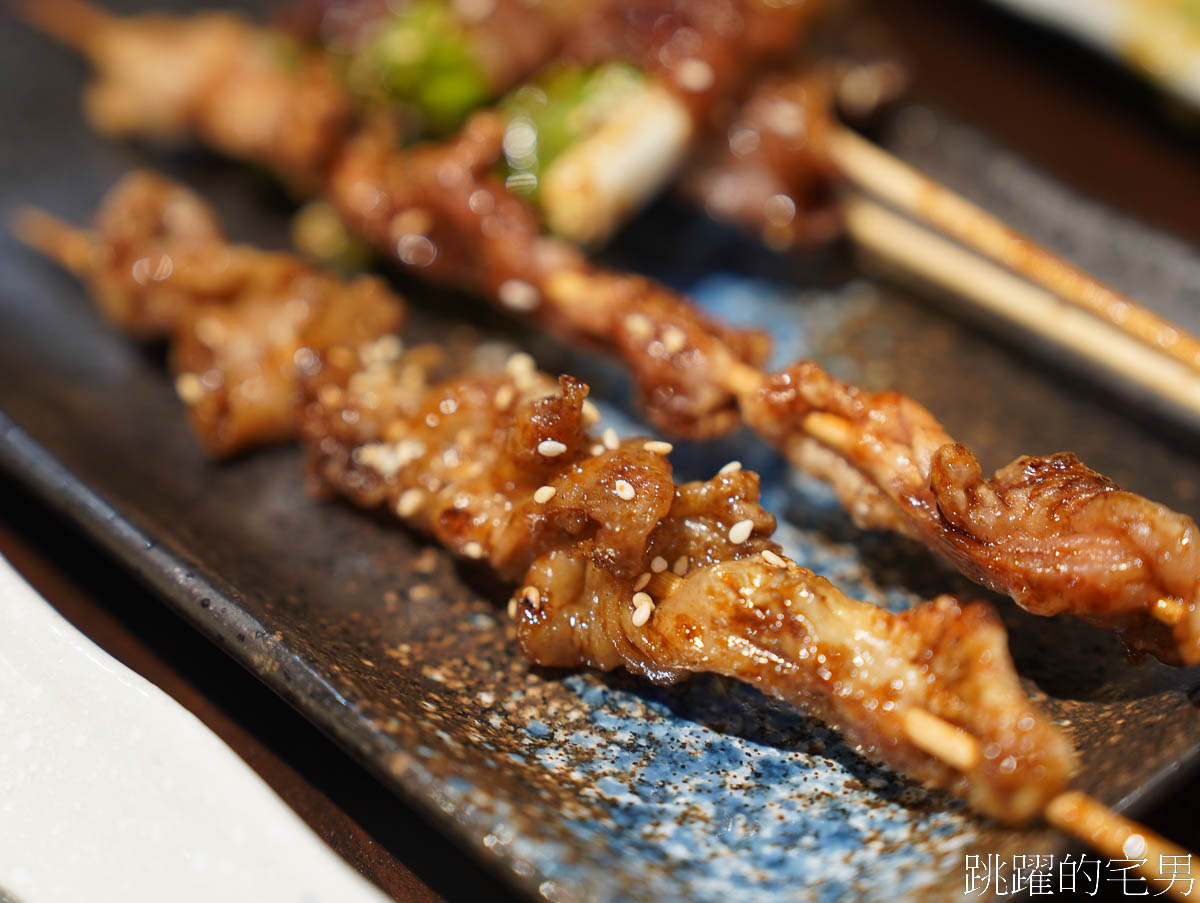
842,194,1200,426
827,125,1200,373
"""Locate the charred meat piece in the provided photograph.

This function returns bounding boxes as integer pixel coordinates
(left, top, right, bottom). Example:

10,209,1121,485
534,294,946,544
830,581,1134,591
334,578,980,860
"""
520,554,1075,824
300,339,685,580
562,0,824,125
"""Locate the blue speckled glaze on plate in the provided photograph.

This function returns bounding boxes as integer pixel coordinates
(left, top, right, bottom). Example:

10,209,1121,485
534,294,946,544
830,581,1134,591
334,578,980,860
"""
394,422,985,903
3,8,1200,900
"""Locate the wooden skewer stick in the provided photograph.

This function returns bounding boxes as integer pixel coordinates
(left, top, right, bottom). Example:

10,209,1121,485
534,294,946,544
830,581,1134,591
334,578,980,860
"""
16,0,114,55
654,572,684,595
1154,597,1189,626
826,125,1200,373
901,708,980,771
722,361,762,398
10,208,96,276
1045,791,1198,900
904,709,1197,901
841,195,1200,428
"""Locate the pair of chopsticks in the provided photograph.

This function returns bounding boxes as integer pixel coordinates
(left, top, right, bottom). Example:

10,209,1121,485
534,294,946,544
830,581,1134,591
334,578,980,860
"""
825,125,1200,425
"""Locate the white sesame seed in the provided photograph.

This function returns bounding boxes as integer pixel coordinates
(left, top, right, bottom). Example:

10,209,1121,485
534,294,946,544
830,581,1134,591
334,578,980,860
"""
507,597,518,619
661,325,687,354
761,549,788,568
395,438,426,465
675,57,715,93
728,519,754,545
396,487,425,517
672,555,689,576
533,485,556,504
537,439,568,457
642,440,673,455
603,427,619,450
356,442,407,478
521,585,541,610
174,372,204,404
633,572,652,591
718,460,743,475
623,313,654,339
505,352,536,377
613,479,635,501
631,596,655,627
494,384,516,410
581,399,601,425
650,556,668,573
590,443,605,456
497,278,540,312
462,541,485,559
360,333,403,365
194,316,227,347
317,384,344,408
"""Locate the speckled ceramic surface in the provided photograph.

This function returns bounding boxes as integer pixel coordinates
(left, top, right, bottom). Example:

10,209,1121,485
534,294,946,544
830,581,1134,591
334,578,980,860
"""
2,4,1200,901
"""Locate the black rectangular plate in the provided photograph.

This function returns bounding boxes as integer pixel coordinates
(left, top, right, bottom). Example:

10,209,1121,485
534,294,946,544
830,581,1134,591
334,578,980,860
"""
3,4,1200,901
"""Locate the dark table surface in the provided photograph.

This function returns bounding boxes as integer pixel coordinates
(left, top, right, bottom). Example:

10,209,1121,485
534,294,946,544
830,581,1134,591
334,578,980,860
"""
3,1,1200,901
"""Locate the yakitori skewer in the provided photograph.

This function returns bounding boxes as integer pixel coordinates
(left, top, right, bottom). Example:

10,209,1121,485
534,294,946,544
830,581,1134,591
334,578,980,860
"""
301,0,1200,381
25,0,1200,392
298,309,1200,900
21,0,1200,666
16,172,1197,898
293,0,827,244
12,173,404,456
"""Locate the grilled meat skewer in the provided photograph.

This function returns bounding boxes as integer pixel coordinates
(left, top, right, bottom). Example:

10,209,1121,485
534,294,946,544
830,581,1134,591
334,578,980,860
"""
14,172,404,456
19,170,1075,826
22,0,1200,665
300,334,1075,824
